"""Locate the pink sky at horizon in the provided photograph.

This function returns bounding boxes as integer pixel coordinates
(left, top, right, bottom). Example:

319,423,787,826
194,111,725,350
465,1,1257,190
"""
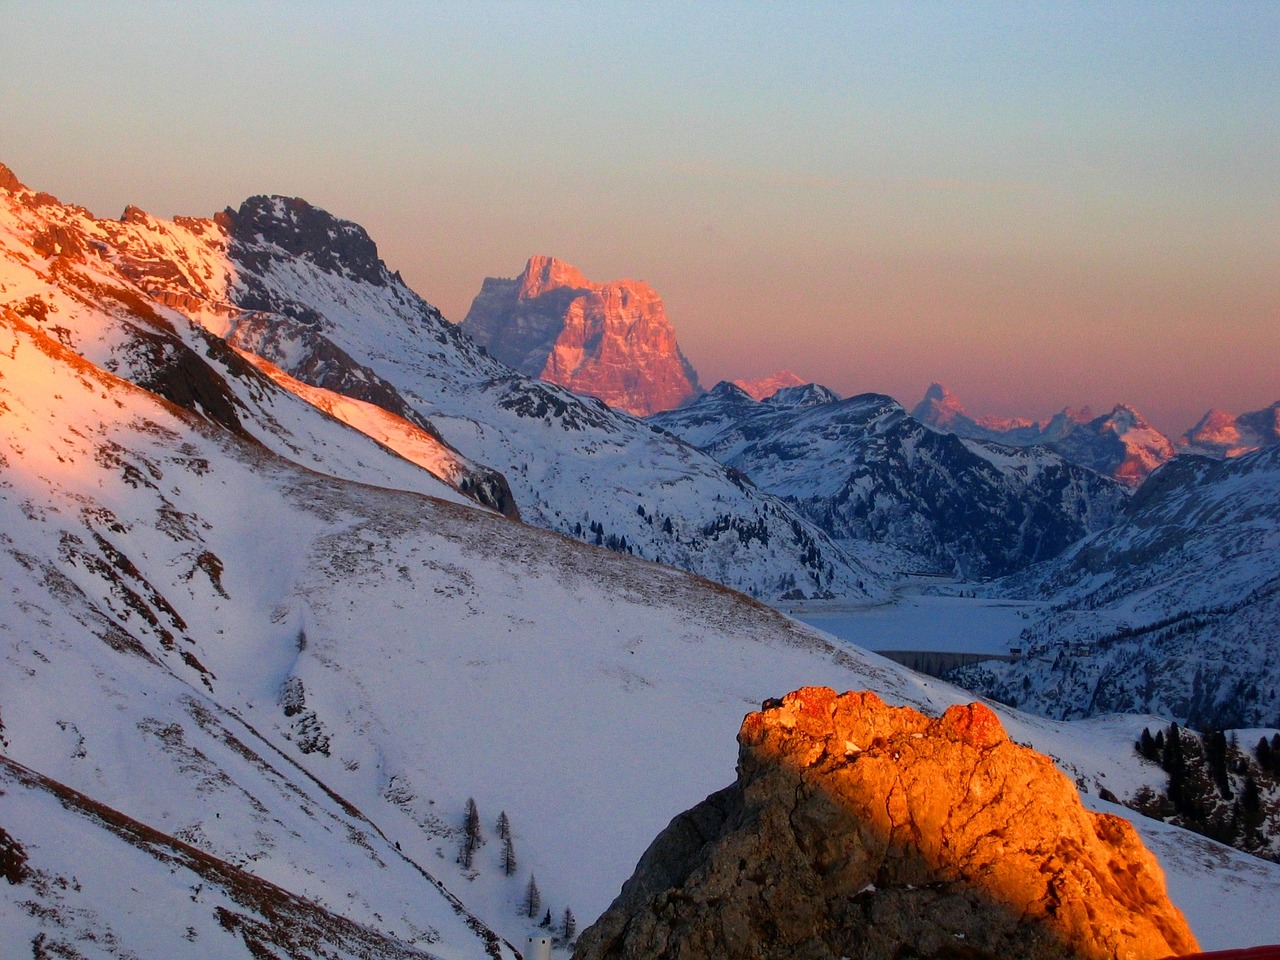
2,3,1275,437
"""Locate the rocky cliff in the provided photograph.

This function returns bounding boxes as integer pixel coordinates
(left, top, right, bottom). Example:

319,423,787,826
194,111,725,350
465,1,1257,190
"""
460,256,700,416
575,687,1196,960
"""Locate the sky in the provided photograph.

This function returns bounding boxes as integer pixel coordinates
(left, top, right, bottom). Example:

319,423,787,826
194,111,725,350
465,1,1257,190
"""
2,1,1276,434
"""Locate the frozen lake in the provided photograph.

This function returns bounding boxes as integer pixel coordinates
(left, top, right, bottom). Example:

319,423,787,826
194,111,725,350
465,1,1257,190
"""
785,586,1045,658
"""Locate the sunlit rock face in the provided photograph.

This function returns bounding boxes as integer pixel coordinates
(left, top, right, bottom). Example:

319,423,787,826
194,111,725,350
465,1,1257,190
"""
461,256,701,416
1179,402,1280,459
575,687,1197,960
732,370,810,401
1051,405,1176,487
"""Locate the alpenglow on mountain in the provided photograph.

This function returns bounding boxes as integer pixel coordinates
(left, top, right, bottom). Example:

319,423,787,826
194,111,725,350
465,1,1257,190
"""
460,255,701,417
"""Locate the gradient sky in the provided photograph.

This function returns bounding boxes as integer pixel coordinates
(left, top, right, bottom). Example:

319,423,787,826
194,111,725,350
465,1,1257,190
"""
3,1,1276,434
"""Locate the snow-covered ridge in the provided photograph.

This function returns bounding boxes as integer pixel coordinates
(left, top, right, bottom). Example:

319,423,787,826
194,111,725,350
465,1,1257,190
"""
652,384,1129,579
912,383,1178,486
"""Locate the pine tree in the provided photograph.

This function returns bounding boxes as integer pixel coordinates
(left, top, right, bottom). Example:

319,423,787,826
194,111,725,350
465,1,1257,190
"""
458,796,484,869
540,909,552,928
465,797,483,847
496,810,510,841
522,875,541,918
501,833,518,876
562,906,577,942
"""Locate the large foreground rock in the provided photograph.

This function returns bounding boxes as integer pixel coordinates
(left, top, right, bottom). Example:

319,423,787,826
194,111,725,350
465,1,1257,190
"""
575,688,1197,960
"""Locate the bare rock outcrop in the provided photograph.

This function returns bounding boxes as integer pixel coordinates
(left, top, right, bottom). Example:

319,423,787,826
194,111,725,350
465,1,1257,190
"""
575,687,1197,960
460,256,700,416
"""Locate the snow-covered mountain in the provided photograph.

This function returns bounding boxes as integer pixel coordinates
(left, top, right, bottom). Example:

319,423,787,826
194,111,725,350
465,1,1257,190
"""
3,161,1280,954
1179,402,1280,459
954,445,1280,731
0,168,887,603
459,255,700,417
652,383,1129,579
1051,404,1178,487
913,384,1175,486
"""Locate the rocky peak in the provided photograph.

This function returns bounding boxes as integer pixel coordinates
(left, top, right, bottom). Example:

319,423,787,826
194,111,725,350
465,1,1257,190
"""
1050,405,1175,486
1104,403,1143,432
0,161,26,194
912,381,971,429
218,196,389,288
575,687,1197,960
517,254,592,299
705,380,757,403
731,370,809,401
461,256,700,417
1181,402,1280,459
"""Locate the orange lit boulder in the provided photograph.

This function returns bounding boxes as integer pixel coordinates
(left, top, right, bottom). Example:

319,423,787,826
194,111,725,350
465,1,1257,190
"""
574,687,1197,960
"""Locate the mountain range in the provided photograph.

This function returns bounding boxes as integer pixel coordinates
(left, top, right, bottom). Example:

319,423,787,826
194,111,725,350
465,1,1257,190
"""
913,382,1280,486
3,161,1280,956
651,381,1128,579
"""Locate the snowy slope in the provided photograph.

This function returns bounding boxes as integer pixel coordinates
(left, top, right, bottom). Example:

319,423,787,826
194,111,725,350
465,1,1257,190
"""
652,384,1128,579
0,311,516,958
0,180,511,518
0,755,474,960
954,447,1280,730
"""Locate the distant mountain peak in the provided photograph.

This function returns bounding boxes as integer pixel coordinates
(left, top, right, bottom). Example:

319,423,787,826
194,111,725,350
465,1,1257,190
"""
461,256,700,417
911,381,969,428
0,161,25,193
516,254,592,299
1179,401,1280,459
731,370,809,401
706,380,757,402
922,381,955,403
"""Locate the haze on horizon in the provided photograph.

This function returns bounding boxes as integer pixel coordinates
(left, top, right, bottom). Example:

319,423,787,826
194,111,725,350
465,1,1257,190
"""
3,1,1275,435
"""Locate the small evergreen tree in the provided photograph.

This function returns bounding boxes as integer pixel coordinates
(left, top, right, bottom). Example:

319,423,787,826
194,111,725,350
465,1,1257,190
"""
496,810,510,841
522,875,541,918
562,906,577,942
501,833,518,876
465,797,483,846
458,796,484,869
540,909,552,928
